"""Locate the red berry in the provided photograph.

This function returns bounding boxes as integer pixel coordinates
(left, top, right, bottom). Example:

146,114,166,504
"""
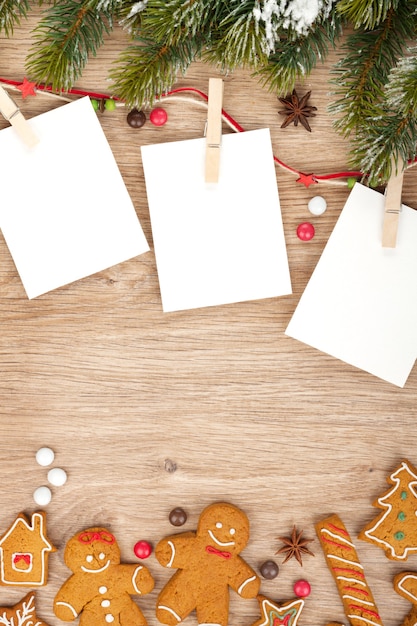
294,579,311,597
134,540,152,559
296,222,315,241
150,107,168,126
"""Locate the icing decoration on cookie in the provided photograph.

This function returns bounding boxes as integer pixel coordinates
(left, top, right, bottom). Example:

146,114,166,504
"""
54,526,154,626
316,514,383,626
251,594,305,626
155,502,260,626
0,592,50,626
0,511,56,586
358,460,417,560
393,571,417,626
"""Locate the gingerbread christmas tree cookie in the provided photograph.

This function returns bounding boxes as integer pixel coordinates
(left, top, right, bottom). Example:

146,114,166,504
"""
358,459,417,560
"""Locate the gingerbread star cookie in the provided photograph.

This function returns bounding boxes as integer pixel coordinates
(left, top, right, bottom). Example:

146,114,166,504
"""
251,594,305,626
0,592,49,626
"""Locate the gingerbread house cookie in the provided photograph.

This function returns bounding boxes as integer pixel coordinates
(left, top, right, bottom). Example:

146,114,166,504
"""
0,511,56,586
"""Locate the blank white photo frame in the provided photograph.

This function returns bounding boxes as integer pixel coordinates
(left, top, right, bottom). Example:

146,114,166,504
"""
286,183,417,387
0,97,149,298
141,128,292,312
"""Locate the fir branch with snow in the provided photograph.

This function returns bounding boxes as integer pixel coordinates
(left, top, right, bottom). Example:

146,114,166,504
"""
0,0,415,184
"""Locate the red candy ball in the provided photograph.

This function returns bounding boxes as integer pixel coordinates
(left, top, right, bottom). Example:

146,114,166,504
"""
297,222,315,241
150,107,168,126
134,540,152,559
294,579,311,598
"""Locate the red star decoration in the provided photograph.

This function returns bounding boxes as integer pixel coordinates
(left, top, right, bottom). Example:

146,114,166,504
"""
251,595,305,626
16,77,37,98
296,172,317,187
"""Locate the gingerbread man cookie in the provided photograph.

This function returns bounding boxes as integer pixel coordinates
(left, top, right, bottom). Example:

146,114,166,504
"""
54,527,154,626
155,502,260,626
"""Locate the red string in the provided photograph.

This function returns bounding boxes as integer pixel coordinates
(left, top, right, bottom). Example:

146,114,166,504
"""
0,77,365,184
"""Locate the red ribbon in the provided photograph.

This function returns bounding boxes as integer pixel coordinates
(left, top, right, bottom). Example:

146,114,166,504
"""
78,530,116,545
13,554,31,565
205,545,232,559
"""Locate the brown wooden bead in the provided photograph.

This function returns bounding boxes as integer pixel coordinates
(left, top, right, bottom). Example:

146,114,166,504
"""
127,108,146,128
169,507,187,526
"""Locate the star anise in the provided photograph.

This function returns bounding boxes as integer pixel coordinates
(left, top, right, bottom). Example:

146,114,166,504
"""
276,525,315,565
278,90,317,132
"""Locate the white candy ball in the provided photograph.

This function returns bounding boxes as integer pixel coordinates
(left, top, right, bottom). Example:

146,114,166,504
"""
48,467,67,487
33,486,52,506
308,195,327,216
35,447,55,467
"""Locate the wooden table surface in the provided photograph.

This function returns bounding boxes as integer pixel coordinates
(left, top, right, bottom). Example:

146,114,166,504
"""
0,10,416,626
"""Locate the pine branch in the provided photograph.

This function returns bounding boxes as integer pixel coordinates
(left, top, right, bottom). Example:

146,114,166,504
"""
137,0,220,47
384,48,417,117
352,111,417,186
336,0,401,29
117,0,147,35
254,10,343,96
205,3,269,70
0,0,30,37
110,35,203,107
330,3,417,137
25,0,119,91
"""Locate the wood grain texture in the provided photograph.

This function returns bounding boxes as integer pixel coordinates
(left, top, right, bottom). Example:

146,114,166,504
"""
0,10,415,626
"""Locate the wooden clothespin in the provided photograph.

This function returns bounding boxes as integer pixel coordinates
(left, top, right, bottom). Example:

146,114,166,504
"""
0,85,39,148
382,155,404,248
205,78,224,183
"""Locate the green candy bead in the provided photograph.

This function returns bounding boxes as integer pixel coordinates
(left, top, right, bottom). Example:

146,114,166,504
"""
105,99,116,111
91,98,99,111
347,177,356,189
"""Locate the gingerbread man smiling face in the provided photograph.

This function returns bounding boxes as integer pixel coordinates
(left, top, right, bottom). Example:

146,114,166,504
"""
54,527,154,626
155,503,260,626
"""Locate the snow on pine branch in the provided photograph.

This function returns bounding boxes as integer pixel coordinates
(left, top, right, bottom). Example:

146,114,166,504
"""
253,0,337,50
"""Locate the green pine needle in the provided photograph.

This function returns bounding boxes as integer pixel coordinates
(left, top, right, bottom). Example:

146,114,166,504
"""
0,0,30,37
336,0,400,30
26,0,116,92
109,36,203,107
255,13,343,96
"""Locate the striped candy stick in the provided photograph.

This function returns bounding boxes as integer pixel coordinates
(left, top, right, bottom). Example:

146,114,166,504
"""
315,514,384,626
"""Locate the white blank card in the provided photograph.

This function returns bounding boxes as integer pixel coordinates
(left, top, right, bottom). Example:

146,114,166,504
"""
141,128,292,312
286,183,417,387
0,97,149,298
